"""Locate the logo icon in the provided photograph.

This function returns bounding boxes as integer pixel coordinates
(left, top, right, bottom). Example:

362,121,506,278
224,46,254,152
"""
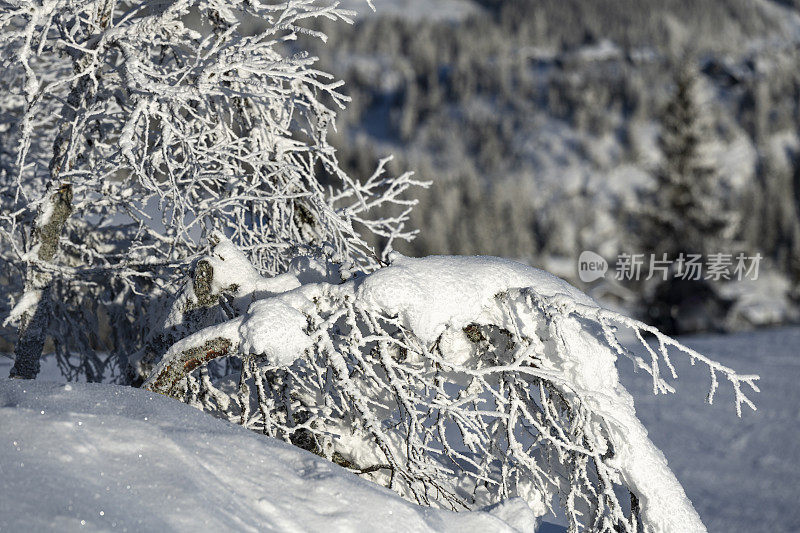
578,251,608,283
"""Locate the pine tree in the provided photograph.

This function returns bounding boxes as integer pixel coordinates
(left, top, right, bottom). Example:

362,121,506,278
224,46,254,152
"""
633,59,738,333
638,60,734,257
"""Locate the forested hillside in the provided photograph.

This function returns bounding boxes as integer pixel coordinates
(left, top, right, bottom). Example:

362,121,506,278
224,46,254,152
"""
307,0,800,329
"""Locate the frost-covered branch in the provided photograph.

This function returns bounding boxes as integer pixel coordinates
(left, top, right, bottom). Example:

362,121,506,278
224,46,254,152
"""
145,244,759,532
0,0,417,380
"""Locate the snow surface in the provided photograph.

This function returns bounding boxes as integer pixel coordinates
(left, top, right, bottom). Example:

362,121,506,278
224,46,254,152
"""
617,327,800,533
239,297,313,366
2,324,797,531
0,379,535,532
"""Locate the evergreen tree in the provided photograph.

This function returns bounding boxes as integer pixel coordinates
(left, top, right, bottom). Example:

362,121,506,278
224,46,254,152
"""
638,60,734,257
632,59,739,334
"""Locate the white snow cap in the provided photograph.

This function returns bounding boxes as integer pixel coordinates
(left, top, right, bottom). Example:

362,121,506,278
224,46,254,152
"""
235,253,595,365
205,235,302,299
239,295,313,366
356,254,596,345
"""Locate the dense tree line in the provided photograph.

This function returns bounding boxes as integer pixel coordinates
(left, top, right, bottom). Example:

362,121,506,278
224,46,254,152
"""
301,1,800,329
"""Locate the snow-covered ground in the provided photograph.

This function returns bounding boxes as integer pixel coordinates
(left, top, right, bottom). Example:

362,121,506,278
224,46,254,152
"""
0,379,535,532
617,327,800,533
1,326,797,532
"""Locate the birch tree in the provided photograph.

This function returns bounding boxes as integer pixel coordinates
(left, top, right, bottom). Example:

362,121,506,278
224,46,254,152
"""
0,0,417,380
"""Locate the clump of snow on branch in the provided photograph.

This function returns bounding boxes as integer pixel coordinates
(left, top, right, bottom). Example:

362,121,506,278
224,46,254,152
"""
0,0,421,380
145,240,759,532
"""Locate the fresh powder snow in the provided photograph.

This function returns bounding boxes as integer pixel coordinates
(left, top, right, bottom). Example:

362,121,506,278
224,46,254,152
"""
0,380,535,532
356,253,597,345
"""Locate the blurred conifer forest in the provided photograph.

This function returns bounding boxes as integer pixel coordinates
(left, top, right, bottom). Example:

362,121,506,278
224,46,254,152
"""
300,0,800,332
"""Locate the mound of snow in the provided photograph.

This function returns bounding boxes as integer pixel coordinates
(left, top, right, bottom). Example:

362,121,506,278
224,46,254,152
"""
357,254,597,345
0,380,536,532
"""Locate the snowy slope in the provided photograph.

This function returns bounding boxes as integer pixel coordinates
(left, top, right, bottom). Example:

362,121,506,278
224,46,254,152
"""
1,326,797,532
0,380,535,533
618,327,800,533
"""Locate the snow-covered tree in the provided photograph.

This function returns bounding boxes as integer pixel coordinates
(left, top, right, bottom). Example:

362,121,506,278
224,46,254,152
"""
0,3,761,532
0,0,419,381
627,59,741,333
636,60,736,258
143,238,759,532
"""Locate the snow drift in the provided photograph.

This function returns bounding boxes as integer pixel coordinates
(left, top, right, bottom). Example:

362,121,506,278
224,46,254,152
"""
0,379,534,532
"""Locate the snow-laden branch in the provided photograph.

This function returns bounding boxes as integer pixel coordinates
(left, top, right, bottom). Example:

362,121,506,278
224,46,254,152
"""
0,0,420,381
145,243,759,532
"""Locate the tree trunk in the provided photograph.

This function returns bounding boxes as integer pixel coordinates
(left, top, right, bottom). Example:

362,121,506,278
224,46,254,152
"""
9,185,72,379
9,1,113,379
